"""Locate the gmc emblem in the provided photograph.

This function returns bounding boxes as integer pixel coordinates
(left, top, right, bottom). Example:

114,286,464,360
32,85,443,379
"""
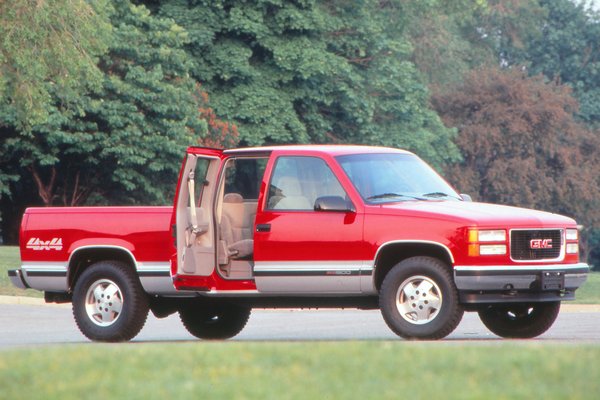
530,238,553,249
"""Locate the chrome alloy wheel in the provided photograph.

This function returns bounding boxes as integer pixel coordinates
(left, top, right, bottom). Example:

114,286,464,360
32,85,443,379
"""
84,279,124,327
396,275,442,325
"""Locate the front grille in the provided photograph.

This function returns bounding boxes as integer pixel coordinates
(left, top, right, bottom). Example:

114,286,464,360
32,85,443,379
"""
510,229,563,261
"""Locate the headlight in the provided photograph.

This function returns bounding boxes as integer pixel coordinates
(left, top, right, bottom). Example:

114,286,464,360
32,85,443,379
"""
479,245,507,255
566,243,579,254
468,229,508,256
566,229,578,241
476,230,507,242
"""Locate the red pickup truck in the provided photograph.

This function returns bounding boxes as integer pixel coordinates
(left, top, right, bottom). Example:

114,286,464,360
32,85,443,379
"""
9,145,589,341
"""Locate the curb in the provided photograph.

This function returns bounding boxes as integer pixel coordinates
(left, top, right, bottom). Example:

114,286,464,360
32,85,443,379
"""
0,295,70,308
560,304,600,313
1,295,599,312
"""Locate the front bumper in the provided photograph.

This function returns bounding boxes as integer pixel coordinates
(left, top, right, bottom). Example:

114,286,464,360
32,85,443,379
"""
454,263,589,304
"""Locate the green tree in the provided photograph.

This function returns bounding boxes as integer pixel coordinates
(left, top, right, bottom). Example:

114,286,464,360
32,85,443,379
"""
433,67,600,262
404,0,494,87
0,0,112,206
464,0,600,126
470,0,600,265
155,0,460,168
0,1,215,243
0,0,111,127
524,0,600,125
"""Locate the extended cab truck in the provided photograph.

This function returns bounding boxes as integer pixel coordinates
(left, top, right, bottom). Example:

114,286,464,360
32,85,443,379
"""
9,145,589,341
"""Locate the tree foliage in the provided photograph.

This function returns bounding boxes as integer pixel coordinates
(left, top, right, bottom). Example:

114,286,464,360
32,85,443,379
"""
2,1,209,206
0,1,232,242
433,67,600,233
156,0,460,168
404,0,493,86
0,0,111,128
523,0,600,125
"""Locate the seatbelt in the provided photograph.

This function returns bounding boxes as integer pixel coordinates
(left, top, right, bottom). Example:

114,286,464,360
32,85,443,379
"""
186,169,202,247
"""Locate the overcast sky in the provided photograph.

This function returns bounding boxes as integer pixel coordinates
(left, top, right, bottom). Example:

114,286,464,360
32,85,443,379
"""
578,0,600,11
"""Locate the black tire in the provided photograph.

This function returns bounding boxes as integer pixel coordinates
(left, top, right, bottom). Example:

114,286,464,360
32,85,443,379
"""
72,260,149,342
179,301,251,340
379,256,464,340
478,302,561,338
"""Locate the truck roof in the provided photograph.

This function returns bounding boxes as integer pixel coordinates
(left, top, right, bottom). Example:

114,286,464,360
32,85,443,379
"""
189,144,414,157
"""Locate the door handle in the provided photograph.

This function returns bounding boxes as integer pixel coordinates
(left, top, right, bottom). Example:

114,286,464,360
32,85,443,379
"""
256,224,271,232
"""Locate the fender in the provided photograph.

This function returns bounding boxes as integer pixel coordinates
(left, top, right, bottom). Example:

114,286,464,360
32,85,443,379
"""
371,240,456,291
67,238,136,258
67,242,175,295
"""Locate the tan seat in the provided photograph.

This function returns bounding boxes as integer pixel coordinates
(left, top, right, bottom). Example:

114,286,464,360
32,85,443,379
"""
221,193,253,259
270,176,312,210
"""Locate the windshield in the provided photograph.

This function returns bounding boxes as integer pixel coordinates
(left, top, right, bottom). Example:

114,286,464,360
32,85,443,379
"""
336,153,461,204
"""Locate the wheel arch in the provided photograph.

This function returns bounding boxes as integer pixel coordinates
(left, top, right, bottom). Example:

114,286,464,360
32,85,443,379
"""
373,241,454,291
67,246,138,291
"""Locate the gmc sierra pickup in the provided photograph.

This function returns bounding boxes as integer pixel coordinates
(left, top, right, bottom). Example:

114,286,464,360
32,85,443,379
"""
9,145,589,341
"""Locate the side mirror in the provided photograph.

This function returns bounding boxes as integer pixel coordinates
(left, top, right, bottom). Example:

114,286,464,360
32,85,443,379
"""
460,194,473,202
314,196,355,212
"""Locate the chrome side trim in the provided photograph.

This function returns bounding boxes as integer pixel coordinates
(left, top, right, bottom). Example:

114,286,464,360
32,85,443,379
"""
254,261,369,274
8,269,29,290
137,262,177,295
203,290,261,296
254,261,372,294
21,262,68,291
137,261,172,274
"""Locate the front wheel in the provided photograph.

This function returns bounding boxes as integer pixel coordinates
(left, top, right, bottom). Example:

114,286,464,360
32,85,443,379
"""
179,301,251,340
379,257,464,340
478,302,561,338
72,261,149,342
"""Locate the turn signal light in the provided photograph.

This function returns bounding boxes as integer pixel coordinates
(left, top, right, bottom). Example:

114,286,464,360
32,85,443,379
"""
468,229,507,256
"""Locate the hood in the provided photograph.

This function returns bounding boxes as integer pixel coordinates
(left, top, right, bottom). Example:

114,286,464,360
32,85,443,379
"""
368,200,576,228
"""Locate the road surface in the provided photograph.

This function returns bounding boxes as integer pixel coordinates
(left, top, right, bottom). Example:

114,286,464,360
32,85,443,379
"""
1,298,598,348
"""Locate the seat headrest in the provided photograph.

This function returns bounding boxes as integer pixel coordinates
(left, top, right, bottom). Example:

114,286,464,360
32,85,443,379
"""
223,193,244,203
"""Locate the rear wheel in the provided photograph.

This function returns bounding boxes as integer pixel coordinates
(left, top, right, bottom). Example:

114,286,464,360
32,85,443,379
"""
478,302,561,338
72,261,149,342
179,301,251,340
379,257,463,340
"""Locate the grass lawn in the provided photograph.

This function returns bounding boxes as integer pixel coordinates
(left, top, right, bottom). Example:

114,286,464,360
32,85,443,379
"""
572,270,600,304
0,246,42,297
1,245,598,302
1,342,599,399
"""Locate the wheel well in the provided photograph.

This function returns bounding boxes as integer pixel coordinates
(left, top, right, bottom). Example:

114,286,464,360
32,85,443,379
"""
373,243,453,291
68,248,137,291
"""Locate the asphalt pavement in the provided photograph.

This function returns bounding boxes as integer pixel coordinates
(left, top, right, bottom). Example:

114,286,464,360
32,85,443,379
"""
1,297,599,348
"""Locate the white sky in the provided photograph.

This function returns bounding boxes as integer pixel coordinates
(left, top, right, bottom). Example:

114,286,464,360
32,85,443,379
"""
577,0,600,11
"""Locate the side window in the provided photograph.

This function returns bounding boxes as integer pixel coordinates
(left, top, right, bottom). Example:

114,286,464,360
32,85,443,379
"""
267,156,347,210
222,158,268,200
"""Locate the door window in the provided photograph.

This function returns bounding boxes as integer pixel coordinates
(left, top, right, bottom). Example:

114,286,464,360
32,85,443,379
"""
267,156,346,210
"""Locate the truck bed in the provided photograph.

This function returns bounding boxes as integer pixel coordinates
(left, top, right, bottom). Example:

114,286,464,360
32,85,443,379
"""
16,206,174,294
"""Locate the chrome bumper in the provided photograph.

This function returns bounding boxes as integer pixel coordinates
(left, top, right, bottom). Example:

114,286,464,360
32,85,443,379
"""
454,263,589,304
